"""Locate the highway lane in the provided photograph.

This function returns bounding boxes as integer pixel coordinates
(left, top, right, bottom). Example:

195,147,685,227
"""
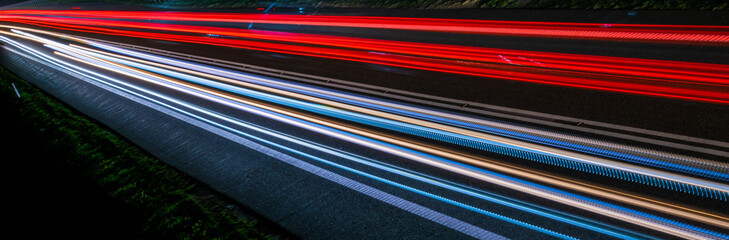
4,13,728,105
0,34,519,239
1,10,726,142
1,7,729,239
0,31,624,239
16,27,727,191
2,12,724,152
1,23,728,238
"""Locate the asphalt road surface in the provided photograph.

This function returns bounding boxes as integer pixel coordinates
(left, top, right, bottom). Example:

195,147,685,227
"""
1,2,728,239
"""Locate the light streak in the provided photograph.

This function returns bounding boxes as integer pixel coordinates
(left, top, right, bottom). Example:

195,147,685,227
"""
0,38,510,240
4,22,728,177
11,82,20,97
14,28,729,231
1,17,728,104
2,22,728,239
4,14,729,86
82,41,729,180
40,35,727,201
2,10,729,44
3,34,574,239
48,43,725,240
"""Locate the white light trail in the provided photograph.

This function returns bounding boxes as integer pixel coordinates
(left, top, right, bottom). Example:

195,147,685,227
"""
2,28,728,239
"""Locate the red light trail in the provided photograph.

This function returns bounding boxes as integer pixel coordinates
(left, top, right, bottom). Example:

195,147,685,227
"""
3,10,729,44
1,10,728,104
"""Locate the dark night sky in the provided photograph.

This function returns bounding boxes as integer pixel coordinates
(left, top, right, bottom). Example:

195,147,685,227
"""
0,0,27,7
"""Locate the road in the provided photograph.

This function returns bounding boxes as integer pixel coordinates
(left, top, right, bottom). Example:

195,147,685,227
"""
1,3,728,239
